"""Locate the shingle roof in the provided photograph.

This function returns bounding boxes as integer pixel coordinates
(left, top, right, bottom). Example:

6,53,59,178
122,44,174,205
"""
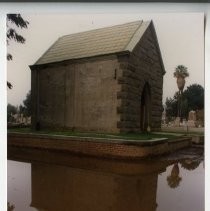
35,20,151,65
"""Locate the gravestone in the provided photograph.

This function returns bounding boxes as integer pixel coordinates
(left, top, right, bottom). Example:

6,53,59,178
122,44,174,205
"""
196,109,204,127
174,117,180,127
187,110,196,127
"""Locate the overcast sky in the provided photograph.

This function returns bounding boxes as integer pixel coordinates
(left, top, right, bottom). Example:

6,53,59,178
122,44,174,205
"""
7,13,204,106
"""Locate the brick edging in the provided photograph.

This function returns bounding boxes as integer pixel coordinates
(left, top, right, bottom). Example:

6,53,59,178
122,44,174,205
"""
7,133,192,159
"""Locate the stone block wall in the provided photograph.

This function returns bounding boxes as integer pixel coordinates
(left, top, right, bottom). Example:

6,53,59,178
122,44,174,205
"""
116,24,164,132
31,55,121,133
31,23,164,134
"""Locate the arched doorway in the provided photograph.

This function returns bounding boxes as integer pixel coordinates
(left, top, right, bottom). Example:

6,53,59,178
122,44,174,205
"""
140,82,151,132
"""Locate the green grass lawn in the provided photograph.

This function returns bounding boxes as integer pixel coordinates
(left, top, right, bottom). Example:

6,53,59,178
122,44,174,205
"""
8,127,183,140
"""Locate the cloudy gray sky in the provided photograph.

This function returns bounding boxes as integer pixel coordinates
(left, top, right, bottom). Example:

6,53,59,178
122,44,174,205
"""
7,13,204,106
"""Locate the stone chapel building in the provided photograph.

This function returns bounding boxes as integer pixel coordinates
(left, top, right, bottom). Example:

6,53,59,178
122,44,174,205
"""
30,20,165,133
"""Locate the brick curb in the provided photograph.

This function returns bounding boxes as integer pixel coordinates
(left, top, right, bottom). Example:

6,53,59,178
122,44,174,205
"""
8,132,192,159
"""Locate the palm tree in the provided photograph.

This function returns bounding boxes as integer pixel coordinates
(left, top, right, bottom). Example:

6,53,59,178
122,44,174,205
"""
173,65,189,118
167,163,182,188
174,65,189,91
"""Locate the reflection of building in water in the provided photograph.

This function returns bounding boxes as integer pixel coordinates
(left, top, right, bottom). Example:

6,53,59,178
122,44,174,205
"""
30,161,167,211
8,145,203,211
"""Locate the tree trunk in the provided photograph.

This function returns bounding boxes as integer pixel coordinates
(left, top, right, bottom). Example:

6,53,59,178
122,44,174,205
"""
177,76,185,91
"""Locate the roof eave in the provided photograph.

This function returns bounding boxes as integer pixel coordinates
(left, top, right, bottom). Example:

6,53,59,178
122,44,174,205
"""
149,21,166,75
124,20,151,52
29,51,131,69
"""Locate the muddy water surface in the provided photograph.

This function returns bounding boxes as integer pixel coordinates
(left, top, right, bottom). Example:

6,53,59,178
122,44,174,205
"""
8,148,204,211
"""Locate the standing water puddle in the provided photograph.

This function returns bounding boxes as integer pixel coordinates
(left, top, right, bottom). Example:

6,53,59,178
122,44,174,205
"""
8,147,204,211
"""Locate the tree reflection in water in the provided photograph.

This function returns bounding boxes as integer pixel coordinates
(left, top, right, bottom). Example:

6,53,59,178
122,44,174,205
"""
167,163,182,189
167,157,202,189
7,202,15,211
180,159,201,171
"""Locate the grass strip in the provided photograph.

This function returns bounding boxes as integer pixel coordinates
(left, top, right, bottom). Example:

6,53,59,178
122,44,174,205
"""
8,127,181,141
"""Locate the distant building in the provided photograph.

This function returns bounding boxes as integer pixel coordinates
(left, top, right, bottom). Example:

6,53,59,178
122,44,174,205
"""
30,20,165,133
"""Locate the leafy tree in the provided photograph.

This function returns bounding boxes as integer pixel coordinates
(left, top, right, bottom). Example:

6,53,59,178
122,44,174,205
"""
183,84,204,111
7,14,29,89
7,103,18,121
165,97,177,121
7,91,31,124
165,84,204,121
16,91,32,117
23,90,32,116
18,104,26,115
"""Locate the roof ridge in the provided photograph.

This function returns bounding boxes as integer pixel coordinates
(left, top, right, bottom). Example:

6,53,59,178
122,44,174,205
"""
123,20,143,51
124,20,151,52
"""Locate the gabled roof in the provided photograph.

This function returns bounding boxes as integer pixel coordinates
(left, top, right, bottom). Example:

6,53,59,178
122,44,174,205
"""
35,20,151,65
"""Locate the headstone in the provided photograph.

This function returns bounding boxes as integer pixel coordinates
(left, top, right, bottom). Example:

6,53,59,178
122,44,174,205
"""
181,119,187,127
28,116,31,124
187,110,196,127
196,109,204,127
174,117,180,127
188,110,196,121
162,110,166,125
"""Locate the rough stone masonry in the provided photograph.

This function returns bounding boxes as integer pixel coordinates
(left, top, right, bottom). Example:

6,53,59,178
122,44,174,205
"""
30,20,165,133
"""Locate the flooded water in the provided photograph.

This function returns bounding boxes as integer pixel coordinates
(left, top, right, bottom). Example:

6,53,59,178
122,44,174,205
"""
8,147,204,211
